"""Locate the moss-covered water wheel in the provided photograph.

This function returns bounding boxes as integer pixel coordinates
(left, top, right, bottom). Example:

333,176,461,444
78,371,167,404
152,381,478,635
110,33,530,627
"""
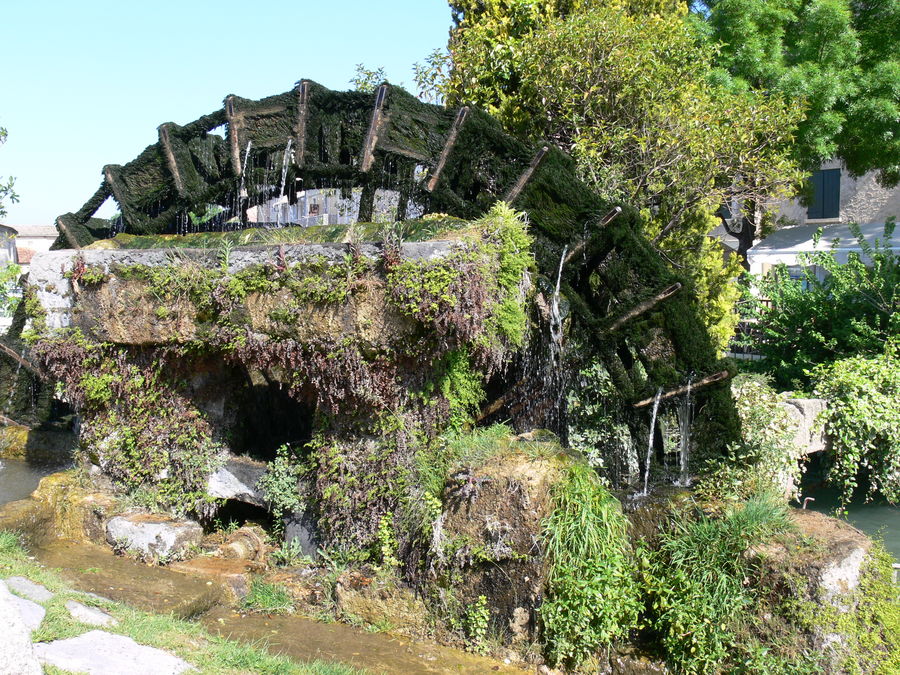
7,80,737,511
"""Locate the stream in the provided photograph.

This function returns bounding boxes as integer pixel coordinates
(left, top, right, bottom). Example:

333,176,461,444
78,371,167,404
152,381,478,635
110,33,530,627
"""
0,460,523,674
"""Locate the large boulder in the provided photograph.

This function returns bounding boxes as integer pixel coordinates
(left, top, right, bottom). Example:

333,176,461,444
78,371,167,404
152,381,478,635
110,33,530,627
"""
436,448,567,642
106,513,203,562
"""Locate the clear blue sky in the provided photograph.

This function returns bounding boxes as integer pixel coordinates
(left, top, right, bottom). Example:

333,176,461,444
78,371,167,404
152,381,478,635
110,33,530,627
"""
0,1,451,226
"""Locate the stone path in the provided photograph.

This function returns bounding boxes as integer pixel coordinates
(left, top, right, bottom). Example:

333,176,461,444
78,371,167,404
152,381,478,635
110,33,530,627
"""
0,576,194,675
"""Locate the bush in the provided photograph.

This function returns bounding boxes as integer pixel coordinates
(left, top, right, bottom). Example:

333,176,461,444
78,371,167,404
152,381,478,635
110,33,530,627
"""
643,495,793,673
539,463,640,667
698,374,801,502
812,344,900,504
745,220,898,389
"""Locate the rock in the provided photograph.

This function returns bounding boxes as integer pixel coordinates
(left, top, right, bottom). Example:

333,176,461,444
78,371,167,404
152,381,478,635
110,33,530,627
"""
34,630,193,674
206,454,267,507
5,575,54,602
335,571,429,636
10,594,46,633
106,513,203,562
169,557,262,600
284,508,320,559
65,599,118,627
0,579,42,674
781,398,828,454
607,646,670,674
219,526,267,561
439,450,566,643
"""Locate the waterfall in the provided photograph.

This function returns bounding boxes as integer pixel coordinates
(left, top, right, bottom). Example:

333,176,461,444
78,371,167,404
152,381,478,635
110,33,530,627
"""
238,141,253,199
549,246,567,364
641,387,663,496
279,139,293,198
676,376,693,486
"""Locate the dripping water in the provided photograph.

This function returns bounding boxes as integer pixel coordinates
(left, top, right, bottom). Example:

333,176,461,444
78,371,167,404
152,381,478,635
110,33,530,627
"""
279,139,293,198
549,245,567,365
676,376,693,486
238,141,253,199
641,387,663,497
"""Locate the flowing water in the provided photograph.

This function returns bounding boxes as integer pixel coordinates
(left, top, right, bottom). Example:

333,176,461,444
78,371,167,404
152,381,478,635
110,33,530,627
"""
0,458,63,504
548,245,567,365
675,376,693,487
641,388,663,496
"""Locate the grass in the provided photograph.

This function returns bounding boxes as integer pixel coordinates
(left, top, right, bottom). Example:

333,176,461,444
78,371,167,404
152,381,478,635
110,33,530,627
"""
0,531,365,675
241,577,295,614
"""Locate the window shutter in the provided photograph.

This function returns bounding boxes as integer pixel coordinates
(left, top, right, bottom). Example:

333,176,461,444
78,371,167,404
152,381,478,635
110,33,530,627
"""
822,169,840,219
807,169,841,220
807,172,823,219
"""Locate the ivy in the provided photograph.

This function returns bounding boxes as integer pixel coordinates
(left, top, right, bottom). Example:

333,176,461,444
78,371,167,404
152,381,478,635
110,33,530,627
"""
812,344,900,504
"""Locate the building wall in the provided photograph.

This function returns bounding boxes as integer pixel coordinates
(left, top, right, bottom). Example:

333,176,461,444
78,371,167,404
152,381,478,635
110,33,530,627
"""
776,159,900,227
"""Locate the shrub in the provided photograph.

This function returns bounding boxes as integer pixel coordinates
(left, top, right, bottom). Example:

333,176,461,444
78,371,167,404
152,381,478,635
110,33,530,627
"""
812,344,900,504
698,374,801,502
644,495,793,673
539,463,640,667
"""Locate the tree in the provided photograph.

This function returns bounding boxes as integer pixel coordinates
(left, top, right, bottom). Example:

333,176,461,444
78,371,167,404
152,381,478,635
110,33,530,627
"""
692,0,900,185
0,126,18,219
442,2,801,340
350,64,387,93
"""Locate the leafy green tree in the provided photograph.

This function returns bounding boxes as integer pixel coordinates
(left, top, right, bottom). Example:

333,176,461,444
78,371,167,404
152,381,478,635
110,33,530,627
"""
0,126,18,219
443,2,800,340
745,220,899,389
350,64,387,93
693,0,900,185
0,262,21,317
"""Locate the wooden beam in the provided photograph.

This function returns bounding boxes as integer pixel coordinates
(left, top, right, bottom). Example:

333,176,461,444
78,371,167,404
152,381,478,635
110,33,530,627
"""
73,181,112,225
475,377,527,422
0,414,29,429
562,207,622,267
224,96,243,175
360,84,389,173
426,106,469,192
293,80,310,168
633,370,730,408
504,146,548,204
607,283,682,333
55,215,82,250
157,124,185,194
0,341,39,376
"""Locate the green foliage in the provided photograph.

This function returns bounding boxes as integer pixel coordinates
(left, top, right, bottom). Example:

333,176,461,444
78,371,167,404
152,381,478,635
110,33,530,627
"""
257,444,306,524
745,221,899,389
0,262,21,317
376,512,400,570
350,64,386,92
434,348,485,431
31,337,222,516
446,2,802,240
387,202,534,354
414,423,513,502
540,463,640,667
241,577,294,613
812,345,900,504
0,126,18,219
643,495,793,673
463,594,490,655
694,0,900,184
270,537,312,567
698,374,801,502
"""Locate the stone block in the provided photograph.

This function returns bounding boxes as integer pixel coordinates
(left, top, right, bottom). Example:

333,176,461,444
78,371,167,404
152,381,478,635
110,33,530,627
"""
106,513,203,562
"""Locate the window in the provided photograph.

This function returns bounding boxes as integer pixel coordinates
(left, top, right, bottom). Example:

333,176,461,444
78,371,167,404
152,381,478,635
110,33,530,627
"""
807,168,840,220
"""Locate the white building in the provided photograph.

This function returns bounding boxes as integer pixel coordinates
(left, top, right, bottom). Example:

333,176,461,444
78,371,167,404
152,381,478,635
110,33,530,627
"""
8,224,57,275
747,162,900,277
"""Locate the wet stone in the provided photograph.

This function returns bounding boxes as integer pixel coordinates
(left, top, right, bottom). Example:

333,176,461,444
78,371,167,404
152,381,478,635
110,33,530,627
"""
106,513,203,561
65,599,118,627
34,630,194,675
5,575,54,603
